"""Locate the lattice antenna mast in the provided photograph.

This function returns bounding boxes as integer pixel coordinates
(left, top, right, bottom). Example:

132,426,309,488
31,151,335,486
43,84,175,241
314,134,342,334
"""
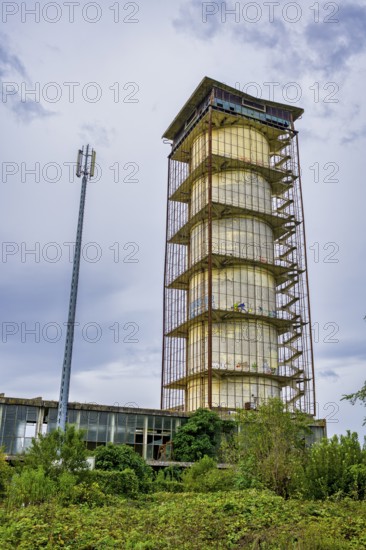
56,145,96,431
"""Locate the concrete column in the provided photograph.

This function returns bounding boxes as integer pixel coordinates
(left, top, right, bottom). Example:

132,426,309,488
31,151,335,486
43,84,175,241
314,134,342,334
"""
143,416,148,460
109,413,115,443
0,405,3,445
36,406,45,438
75,410,81,430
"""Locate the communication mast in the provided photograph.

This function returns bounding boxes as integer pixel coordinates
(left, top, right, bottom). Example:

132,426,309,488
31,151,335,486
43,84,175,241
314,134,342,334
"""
56,145,96,431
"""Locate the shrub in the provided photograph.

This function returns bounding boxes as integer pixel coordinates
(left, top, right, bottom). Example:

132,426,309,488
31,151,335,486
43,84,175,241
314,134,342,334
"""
7,467,55,507
182,456,236,493
24,425,88,479
88,469,139,498
0,448,11,499
348,464,366,500
234,454,264,490
228,398,310,498
159,465,183,481
70,481,106,507
57,471,77,504
153,470,183,493
94,444,152,492
305,431,366,500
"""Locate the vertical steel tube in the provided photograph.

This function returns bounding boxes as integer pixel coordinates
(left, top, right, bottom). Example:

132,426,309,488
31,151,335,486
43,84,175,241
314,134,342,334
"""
207,107,213,409
57,146,89,430
294,129,316,416
161,157,172,409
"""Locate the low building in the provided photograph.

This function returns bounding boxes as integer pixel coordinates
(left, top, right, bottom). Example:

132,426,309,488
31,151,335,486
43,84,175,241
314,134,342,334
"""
0,394,187,461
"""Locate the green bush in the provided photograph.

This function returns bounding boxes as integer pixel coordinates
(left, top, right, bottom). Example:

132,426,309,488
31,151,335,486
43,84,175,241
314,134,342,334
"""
88,468,139,498
232,454,264,490
172,408,224,462
70,481,106,507
24,425,88,480
348,464,366,500
159,465,183,481
230,398,310,498
305,431,366,500
7,467,55,507
153,470,183,493
153,479,184,493
94,444,153,493
57,471,78,504
0,449,11,499
182,456,236,493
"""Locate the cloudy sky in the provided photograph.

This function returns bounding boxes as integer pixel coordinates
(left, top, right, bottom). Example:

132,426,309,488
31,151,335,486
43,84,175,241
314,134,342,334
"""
1,0,365,438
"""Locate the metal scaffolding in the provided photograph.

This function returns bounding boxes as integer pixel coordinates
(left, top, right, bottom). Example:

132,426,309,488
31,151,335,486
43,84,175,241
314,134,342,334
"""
161,77,316,416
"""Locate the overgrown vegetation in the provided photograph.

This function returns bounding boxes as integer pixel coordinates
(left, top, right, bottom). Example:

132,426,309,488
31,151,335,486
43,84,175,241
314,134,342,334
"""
172,408,226,461
305,431,366,500
0,490,365,548
94,442,153,493
224,398,311,497
0,449,11,499
0,399,366,547
182,455,236,493
24,424,89,479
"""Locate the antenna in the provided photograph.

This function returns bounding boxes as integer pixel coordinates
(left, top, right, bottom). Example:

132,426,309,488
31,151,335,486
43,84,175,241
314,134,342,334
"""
90,149,96,178
76,148,83,178
56,145,97,432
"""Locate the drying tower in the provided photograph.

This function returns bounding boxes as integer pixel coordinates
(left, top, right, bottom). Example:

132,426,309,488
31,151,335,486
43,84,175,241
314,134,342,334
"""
161,77,315,415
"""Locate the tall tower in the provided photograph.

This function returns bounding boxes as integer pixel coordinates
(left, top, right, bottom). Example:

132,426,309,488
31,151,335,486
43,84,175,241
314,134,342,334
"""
57,146,96,431
161,78,315,416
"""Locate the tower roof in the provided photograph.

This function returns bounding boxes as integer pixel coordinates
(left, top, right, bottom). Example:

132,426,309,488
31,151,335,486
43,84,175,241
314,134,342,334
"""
162,76,304,141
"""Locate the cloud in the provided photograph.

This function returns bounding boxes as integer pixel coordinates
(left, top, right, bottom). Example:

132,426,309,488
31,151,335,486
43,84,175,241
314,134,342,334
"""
304,4,366,74
172,0,221,39
341,125,366,145
172,2,366,78
11,98,55,123
234,17,287,48
71,347,162,407
0,42,26,78
0,33,55,123
318,369,339,381
79,123,116,148
315,338,366,363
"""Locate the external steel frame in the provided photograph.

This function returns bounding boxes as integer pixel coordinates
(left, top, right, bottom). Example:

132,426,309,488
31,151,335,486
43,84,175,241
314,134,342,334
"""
161,78,316,416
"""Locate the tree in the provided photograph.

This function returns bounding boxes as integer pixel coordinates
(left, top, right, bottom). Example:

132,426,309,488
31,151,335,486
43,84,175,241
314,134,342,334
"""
229,398,311,497
342,381,366,425
172,408,224,462
305,431,366,500
94,444,152,492
25,425,88,479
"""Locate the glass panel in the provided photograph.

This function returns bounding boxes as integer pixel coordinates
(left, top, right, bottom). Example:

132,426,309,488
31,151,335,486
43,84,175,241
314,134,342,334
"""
25,407,37,422
135,415,144,429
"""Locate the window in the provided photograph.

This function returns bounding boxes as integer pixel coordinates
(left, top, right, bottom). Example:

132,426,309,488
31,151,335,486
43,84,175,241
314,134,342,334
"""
242,98,266,112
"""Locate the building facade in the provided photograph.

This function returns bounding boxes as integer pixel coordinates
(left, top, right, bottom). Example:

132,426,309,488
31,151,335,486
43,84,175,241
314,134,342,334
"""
0,395,186,460
161,78,315,414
